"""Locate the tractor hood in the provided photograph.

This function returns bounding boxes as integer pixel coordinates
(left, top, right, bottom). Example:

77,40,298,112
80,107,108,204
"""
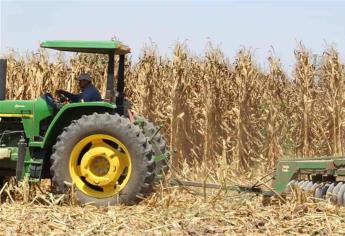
0,97,54,142
0,100,35,118
0,97,54,119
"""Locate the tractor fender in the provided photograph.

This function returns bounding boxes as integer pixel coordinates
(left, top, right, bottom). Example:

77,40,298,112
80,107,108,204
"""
41,102,116,148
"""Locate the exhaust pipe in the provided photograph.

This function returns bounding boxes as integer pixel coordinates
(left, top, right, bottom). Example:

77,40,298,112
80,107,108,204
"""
0,59,7,100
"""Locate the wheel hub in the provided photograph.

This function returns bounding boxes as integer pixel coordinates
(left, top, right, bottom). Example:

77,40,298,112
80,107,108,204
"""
69,134,132,198
90,156,111,177
79,147,119,187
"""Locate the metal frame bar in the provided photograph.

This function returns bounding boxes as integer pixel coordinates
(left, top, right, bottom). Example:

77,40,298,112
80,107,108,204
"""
116,55,125,115
0,59,7,100
105,52,115,101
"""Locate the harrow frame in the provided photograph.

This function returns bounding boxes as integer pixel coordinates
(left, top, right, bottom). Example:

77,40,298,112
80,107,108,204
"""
273,157,345,193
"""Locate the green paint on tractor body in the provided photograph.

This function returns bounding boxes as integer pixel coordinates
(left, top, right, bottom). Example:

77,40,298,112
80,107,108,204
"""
0,97,54,141
40,40,131,54
0,95,116,179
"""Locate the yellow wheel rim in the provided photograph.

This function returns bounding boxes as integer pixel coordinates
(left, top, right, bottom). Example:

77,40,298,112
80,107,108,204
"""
69,134,132,198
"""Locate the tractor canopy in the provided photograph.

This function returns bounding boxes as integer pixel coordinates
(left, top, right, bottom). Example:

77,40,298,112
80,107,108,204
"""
40,40,131,55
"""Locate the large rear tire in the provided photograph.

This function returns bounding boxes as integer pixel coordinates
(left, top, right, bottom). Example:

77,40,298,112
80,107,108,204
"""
134,115,169,180
50,113,155,206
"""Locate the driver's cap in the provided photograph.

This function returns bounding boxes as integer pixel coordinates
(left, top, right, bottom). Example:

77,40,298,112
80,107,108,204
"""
76,73,92,82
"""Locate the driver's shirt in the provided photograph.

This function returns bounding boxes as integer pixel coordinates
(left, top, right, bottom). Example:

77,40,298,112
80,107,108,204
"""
64,84,102,102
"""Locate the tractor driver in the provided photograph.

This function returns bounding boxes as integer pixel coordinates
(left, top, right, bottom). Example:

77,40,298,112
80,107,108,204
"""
56,73,102,102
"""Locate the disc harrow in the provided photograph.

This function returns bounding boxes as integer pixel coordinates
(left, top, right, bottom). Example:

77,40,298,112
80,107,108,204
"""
284,180,345,206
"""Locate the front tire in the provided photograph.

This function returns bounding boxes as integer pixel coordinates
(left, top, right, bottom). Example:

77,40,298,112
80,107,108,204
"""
50,113,155,206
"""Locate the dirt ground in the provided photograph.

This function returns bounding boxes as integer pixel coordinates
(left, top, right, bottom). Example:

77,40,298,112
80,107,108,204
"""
1,185,345,236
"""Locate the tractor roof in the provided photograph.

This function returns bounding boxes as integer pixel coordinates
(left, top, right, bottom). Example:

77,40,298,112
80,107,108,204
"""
40,40,131,55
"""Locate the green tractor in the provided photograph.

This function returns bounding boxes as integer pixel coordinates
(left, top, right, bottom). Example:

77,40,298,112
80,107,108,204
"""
0,40,169,206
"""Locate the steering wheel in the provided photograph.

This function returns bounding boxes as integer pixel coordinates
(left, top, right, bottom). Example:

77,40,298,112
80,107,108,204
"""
57,93,70,103
42,93,58,111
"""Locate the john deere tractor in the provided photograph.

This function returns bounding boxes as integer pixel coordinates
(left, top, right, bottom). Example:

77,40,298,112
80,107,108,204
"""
0,40,169,206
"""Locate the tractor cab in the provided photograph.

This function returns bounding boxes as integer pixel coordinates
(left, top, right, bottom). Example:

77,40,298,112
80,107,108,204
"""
0,40,132,147
40,40,131,115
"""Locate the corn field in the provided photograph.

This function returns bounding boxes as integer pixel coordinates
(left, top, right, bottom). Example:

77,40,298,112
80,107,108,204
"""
3,44,345,235
3,44,345,174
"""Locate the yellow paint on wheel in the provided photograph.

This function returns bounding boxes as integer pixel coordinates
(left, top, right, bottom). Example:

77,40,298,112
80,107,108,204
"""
69,134,132,198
